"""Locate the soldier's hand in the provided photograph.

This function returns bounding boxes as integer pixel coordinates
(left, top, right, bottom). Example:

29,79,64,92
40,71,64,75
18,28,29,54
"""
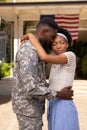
56,86,73,100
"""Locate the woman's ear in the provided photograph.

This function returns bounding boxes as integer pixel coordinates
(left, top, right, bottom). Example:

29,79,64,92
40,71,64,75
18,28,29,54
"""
67,43,69,48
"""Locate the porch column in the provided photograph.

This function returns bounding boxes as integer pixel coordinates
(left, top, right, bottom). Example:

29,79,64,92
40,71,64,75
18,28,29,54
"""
18,15,23,45
14,15,19,61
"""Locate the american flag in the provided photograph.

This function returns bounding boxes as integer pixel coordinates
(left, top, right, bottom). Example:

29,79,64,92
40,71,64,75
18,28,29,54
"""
40,14,79,41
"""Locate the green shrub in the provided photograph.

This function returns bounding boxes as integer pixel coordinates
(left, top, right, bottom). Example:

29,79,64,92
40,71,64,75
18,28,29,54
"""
81,55,87,79
0,59,11,78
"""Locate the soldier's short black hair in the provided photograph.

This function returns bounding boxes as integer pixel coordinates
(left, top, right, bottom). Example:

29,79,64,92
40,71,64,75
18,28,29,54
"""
58,27,72,46
36,17,59,30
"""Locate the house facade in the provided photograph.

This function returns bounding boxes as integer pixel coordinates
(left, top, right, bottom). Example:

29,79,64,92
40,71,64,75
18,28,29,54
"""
0,0,87,61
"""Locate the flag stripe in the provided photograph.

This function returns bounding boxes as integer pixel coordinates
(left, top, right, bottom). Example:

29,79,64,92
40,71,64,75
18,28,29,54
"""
60,26,79,29
55,14,79,17
70,30,79,33
56,21,79,24
55,17,79,20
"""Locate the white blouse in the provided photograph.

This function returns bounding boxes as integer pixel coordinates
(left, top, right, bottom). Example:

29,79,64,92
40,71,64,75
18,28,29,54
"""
49,51,76,91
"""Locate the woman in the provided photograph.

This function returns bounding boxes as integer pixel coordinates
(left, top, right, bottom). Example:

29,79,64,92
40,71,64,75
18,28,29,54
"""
21,27,80,130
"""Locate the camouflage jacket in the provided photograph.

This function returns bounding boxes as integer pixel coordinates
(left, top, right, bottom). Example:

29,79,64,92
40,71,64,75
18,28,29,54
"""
12,40,56,117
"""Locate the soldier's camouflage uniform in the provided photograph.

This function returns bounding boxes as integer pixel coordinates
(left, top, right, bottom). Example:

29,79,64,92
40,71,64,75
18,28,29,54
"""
12,40,57,130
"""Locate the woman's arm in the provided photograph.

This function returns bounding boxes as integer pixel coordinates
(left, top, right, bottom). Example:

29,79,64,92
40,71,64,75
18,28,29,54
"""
21,33,67,64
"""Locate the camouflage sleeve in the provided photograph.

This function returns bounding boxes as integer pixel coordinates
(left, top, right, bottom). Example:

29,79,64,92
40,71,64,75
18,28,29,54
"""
17,43,57,99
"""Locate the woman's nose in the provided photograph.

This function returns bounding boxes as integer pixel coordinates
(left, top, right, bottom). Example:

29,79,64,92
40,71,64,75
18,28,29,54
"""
57,43,61,48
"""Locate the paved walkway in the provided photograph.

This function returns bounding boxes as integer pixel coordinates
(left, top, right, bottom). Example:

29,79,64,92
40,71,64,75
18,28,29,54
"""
0,77,87,130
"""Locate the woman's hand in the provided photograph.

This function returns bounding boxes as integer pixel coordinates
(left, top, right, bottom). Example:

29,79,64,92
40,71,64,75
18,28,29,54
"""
20,33,30,43
20,33,37,45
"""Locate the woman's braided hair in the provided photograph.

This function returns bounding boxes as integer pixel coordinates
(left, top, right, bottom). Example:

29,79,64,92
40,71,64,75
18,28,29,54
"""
58,27,72,46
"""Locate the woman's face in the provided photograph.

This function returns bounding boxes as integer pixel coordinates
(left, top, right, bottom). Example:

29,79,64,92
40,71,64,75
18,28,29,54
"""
52,35,69,55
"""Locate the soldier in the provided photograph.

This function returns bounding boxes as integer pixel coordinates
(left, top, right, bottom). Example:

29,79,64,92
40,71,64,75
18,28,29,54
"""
12,17,73,130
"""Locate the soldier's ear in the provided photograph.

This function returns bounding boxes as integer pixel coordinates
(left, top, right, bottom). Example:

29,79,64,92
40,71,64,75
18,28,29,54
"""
41,28,48,36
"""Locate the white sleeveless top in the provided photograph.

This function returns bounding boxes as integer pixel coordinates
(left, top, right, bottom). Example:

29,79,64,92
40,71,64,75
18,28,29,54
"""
49,51,76,91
